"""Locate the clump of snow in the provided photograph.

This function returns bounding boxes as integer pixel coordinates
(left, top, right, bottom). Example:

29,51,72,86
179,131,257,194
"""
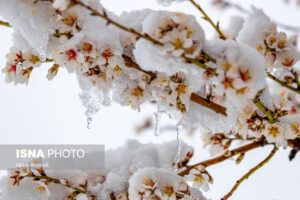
134,10,205,76
129,167,206,200
205,39,266,101
223,16,244,40
237,7,300,70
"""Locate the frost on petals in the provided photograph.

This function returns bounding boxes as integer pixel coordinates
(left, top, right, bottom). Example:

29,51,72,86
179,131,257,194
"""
129,168,206,200
2,47,41,85
184,167,211,192
205,39,266,102
134,11,206,76
237,7,300,70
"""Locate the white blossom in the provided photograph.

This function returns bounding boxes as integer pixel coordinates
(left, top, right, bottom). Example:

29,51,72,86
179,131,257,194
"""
53,0,71,11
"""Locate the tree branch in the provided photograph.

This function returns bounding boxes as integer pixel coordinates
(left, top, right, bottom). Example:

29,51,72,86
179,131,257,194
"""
26,173,87,194
0,20,11,27
178,139,268,176
221,146,278,200
267,72,300,95
190,93,226,115
189,0,226,40
291,70,300,89
253,89,276,123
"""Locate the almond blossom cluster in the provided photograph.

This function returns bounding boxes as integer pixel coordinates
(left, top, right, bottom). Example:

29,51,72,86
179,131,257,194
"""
236,96,300,147
237,8,300,70
129,168,205,200
205,39,266,101
201,131,238,156
232,8,300,147
184,166,211,192
3,47,42,84
134,11,206,77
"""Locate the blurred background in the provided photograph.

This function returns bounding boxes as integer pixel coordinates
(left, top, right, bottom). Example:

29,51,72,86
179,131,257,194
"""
1,0,300,199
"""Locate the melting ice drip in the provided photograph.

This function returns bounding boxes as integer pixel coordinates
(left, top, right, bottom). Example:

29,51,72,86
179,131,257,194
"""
85,104,98,129
174,122,183,173
79,90,102,129
153,105,166,136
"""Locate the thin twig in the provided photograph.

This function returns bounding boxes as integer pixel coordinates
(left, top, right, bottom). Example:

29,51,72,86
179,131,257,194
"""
178,139,268,176
26,173,86,194
190,93,226,115
267,72,300,95
291,70,300,89
253,89,276,123
221,146,278,200
189,0,226,39
0,20,11,27
182,54,217,75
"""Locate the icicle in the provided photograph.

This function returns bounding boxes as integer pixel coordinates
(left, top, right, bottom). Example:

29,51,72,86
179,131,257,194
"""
87,118,92,129
174,122,183,173
85,109,94,129
77,76,102,129
153,104,164,136
79,90,102,130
